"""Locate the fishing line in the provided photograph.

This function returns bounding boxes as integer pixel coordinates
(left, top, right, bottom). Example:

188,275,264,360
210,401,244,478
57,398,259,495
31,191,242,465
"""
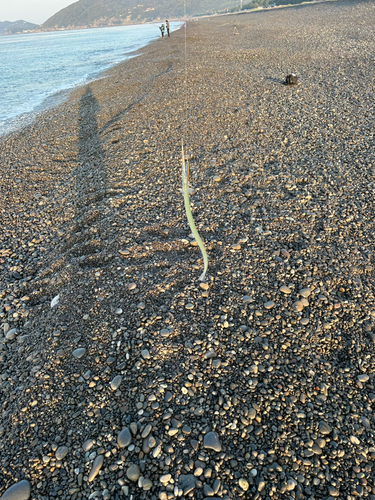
181,0,209,281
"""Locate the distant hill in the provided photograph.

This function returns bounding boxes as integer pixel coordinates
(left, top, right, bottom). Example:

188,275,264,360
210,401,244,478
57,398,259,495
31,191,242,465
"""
0,20,39,35
40,0,240,30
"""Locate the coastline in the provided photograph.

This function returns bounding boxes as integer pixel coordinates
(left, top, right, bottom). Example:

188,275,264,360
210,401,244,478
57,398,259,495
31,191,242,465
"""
1,0,375,498
0,22,182,140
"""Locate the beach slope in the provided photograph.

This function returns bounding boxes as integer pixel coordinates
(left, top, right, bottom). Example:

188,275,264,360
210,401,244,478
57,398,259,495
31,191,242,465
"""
1,0,375,497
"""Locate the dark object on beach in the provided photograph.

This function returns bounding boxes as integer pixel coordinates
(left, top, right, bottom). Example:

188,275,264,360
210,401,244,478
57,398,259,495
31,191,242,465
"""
166,20,170,37
285,74,298,85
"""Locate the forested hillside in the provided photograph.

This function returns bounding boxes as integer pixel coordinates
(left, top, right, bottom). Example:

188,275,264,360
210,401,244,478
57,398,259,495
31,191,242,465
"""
41,0,240,29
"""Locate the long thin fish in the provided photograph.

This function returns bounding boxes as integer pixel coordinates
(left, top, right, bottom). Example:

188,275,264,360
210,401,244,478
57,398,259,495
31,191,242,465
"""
181,142,208,281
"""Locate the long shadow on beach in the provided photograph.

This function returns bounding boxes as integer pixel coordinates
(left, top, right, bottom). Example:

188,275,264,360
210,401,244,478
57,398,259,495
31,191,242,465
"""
76,86,107,220
54,84,110,267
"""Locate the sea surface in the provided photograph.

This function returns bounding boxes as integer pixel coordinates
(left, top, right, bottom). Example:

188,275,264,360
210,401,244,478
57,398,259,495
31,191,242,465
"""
0,22,181,137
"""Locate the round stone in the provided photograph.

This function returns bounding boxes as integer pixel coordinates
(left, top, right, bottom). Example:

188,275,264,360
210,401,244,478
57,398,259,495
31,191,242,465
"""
142,478,153,490
148,435,156,448
358,374,369,383
118,427,132,448
350,435,360,445
142,424,152,438
318,421,332,435
5,329,17,341
88,455,104,482
280,286,292,294
264,300,275,309
141,349,150,359
286,479,297,491
110,375,122,391
212,359,221,369
130,422,138,435
194,467,203,476
292,301,304,312
82,439,94,452
299,288,312,298
72,348,86,359
328,486,340,497
248,408,256,419
55,446,69,460
239,478,249,491
127,463,140,482
1,480,31,500
160,474,171,484
203,431,222,452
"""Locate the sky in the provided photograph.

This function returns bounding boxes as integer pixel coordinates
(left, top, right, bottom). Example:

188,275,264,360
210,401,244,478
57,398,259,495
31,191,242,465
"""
0,0,76,25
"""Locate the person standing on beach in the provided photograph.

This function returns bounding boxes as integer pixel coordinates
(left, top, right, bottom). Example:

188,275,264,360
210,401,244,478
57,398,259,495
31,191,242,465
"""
160,23,165,39
166,20,170,37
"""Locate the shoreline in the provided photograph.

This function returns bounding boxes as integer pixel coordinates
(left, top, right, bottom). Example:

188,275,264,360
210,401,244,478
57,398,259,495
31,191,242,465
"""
1,0,336,36
1,0,375,498
0,22,183,140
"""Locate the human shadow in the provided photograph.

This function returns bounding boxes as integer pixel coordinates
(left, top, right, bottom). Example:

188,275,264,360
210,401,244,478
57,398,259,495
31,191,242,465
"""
76,86,107,218
55,85,110,266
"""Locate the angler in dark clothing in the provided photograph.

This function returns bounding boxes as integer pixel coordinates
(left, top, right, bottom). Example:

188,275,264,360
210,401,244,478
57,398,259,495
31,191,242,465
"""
166,20,170,37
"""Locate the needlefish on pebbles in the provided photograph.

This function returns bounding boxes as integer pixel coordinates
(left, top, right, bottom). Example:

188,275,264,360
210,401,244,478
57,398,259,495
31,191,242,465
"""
181,142,208,281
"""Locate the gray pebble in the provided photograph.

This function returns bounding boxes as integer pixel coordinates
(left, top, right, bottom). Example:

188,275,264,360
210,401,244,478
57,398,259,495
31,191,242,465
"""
212,359,221,368
203,431,222,452
142,423,152,438
204,349,216,359
110,375,122,391
178,474,196,495
1,480,31,500
72,348,86,359
264,300,275,309
130,422,138,435
118,427,132,448
318,421,332,435
55,445,69,460
5,329,17,341
126,463,140,482
142,478,153,490
248,408,256,419
82,439,94,452
88,454,104,482
203,485,215,496
141,349,150,359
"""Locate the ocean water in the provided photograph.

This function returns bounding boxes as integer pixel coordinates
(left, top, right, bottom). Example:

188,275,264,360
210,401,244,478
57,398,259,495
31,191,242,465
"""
0,22,181,137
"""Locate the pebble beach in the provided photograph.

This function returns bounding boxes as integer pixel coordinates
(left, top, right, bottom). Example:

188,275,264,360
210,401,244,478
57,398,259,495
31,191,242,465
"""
1,0,375,498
